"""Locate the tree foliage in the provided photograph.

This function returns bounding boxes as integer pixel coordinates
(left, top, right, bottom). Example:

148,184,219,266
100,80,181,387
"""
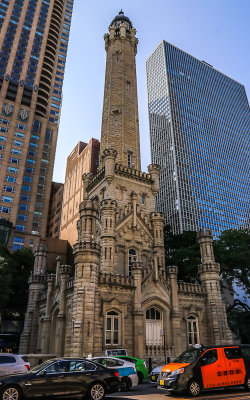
226,300,250,343
0,245,34,318
164,227,250,343
0,255,12,314
213,229,250,298
164,225,200,282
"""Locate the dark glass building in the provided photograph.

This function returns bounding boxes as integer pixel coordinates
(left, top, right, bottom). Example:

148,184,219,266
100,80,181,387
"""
147,41,250,237
0,0,74,249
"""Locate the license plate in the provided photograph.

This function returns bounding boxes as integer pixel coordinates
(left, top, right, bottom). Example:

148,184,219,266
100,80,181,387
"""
152,376,155,381
160,379,164,386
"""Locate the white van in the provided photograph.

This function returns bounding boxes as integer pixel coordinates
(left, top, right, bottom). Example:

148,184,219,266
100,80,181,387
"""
105,349,127,357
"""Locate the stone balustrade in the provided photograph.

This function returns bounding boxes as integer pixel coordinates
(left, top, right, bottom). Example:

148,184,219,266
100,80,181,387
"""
145,344,176,359
99,272,134,287
178,280,206,294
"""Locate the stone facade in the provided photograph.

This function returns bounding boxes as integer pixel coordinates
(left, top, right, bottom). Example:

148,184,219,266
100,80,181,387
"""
20,11,232,363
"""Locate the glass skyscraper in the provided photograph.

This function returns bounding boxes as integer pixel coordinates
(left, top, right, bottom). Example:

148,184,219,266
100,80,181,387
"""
146,41,249,237
0,0,73,249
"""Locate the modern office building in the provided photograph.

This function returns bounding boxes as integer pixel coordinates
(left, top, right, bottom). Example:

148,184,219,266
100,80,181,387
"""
147,41,250,237
0,0,74,250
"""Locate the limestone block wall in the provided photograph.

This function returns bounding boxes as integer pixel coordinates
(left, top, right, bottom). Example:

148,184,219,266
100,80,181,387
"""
101,26,140,170
97,282,135,356
178,293,207,351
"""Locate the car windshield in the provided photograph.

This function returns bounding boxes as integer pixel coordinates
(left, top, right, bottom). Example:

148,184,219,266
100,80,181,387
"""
30,360,54,373
174,349,202,364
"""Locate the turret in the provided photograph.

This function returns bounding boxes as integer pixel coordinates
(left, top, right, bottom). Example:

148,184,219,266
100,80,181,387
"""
148,164,160,196
132,261,144,359
151,212,165,279
77,195,99,244
197,230,233,344
102,149,117,183
100,199,117,273
167,265,181,353
72,196,101,357
197,230,220,289
19,244,48,353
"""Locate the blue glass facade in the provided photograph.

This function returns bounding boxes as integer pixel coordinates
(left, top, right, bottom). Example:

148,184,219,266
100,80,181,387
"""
147,41,250,237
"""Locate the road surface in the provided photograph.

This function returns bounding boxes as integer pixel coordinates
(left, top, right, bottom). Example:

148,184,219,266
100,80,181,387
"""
106,381,250,400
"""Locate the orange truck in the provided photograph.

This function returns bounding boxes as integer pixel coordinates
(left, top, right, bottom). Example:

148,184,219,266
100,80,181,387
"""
159,344,250,396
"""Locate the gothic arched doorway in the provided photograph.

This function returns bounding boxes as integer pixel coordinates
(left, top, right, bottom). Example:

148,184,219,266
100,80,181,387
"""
146,307,163,346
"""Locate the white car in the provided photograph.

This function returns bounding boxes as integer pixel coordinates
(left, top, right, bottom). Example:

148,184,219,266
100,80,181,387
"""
0,354,30,376
149,365,165,383
91,356,138,391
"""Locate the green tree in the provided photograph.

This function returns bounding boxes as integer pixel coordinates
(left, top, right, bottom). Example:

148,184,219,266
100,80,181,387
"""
213,229,250,298
226,300,250,343
164,225,200,282
164,227,250,342
0,245,34,318
0,255,12,315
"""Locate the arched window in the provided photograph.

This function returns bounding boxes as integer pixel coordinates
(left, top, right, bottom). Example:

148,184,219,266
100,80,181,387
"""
187,315,200,346
105,311,120,346
146,307,163,346
128,249,136,276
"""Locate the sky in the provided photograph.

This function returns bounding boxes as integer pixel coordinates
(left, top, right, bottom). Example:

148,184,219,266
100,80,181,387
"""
53,0,250,183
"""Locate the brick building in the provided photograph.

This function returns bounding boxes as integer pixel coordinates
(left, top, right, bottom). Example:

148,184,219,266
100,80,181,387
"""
47,181,64,239
60,139,100,246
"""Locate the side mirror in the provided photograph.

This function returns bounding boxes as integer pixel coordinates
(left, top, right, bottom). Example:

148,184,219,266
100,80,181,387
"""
200,358,207,366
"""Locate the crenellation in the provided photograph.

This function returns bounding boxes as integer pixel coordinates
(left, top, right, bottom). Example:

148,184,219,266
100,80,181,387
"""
99,272,134,287
178,281,206,294
28,273,47,284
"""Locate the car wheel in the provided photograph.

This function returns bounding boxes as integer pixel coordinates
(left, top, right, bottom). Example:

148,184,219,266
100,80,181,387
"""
187,380,202,397
245,375,250,391
1,386,21,400
87,382,105,400
137,371,144,384
120,377,131,392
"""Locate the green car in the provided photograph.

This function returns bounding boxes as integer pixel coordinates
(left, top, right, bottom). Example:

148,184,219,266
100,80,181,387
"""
115,356,148,383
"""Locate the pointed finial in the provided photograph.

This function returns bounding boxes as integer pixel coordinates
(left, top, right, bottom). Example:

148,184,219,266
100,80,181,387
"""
119,9,124,15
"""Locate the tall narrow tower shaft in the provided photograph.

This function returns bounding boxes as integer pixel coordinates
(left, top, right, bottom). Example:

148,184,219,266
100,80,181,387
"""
100,10,141,170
